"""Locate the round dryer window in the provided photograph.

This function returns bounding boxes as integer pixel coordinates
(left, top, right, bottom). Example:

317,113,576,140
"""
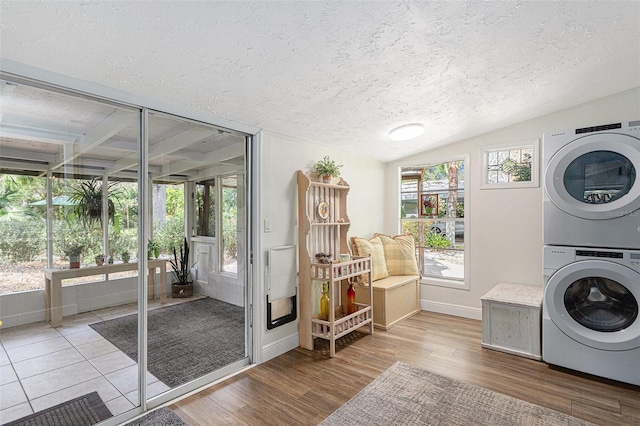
545,133,640,220
563,150,636,205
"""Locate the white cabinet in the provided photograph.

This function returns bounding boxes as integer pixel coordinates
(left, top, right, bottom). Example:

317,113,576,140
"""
481,283,543,360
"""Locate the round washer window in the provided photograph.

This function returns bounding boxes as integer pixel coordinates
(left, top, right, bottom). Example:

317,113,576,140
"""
564,277,638,332
563,150,636,204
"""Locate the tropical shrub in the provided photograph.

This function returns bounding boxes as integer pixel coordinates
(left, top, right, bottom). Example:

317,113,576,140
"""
425,231,452,249
0,218,46,262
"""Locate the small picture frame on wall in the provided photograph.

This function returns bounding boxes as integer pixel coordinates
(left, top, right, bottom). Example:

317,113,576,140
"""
481,139,539,189
421,193,439,217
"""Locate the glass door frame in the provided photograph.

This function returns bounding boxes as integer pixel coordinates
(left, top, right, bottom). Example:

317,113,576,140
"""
0,66,256,425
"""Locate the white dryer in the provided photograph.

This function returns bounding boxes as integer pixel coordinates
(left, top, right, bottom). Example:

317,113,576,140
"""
543,120,640,249
542,245,640,386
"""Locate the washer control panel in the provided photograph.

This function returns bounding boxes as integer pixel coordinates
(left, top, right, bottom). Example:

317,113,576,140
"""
544,245,640,273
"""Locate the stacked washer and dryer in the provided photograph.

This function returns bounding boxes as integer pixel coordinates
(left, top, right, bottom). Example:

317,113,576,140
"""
542,120,640,386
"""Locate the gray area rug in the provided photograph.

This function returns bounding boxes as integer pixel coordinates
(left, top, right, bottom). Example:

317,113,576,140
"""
126,407,187,425
89,297,245,387
6,391,111,426
320,362,596,426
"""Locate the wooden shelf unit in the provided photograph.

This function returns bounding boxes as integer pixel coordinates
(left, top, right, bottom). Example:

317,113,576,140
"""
297,170,373,357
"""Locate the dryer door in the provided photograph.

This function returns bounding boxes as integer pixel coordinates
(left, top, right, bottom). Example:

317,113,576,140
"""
544,133,640,220
545,260,640,350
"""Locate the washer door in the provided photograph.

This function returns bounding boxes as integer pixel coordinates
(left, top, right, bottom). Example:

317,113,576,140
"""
545,133,640,220
545,260,640,350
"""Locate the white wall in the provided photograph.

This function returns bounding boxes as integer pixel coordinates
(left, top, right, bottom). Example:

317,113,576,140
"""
256,131,386,361
384,88,640,320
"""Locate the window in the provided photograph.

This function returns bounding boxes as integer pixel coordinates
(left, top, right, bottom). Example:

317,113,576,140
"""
196,179,216,237
481,140,539,189
400,157,467,288
221,175,238,273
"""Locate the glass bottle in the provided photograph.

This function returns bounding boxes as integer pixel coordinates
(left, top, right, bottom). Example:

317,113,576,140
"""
347,280,356,314
320,282,330,321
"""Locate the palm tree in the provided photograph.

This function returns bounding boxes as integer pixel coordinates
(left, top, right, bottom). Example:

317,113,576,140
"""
0,176,36,222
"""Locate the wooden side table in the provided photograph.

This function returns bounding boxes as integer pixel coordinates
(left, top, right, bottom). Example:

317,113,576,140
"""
481,282,543,360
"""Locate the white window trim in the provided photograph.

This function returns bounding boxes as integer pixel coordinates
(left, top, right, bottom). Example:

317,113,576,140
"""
397,153,470,291
480,139,539,189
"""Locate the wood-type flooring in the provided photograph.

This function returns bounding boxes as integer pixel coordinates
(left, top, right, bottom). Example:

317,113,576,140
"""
171,311,640,425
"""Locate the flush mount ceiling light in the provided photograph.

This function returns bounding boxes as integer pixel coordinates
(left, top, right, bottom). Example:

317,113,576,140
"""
389,123,424,141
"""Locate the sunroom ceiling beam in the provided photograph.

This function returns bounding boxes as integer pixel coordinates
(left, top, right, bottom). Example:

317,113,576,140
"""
149,127,216,158
194,163,241,181
0,146,57,163
49,109,135,172
53,163,162,180
106,127,216,175
0,123,79,144
154,143,244,179
0,159,49,172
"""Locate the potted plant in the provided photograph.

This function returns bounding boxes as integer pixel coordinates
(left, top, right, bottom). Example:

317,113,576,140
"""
68,178,121,229
95,254,105,266
64,244,84,269
147,239,160,259
121,250,131,263
313,156,343,184
169,237,195,298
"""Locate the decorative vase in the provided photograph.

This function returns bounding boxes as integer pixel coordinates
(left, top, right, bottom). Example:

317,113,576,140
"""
347,280,356,315
95,255,104,266
172,283,194,298
322,174,332,184
320,282,330,321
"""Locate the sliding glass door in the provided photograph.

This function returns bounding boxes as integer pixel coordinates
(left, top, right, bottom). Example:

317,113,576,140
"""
145,111,250,404
0,74,252,424
0,76,143,423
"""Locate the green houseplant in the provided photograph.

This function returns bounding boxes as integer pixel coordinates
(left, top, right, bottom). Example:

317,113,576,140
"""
147,239,160,259
68,178,121,229
313,156,343,184
169,237,195,298
64,244,84,269
121,250,131,263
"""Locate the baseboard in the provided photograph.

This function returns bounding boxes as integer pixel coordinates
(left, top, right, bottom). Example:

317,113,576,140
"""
261,333,300,363
420,299,482,321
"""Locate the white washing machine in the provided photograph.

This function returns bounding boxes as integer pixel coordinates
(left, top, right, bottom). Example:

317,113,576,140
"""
542,245,640,386
543,120,640,249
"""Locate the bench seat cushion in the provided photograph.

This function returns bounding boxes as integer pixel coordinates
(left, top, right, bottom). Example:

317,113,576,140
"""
375,233,419,276
350,235,389,281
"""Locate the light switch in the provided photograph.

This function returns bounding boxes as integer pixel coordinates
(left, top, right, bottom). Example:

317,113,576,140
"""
264,218,272,233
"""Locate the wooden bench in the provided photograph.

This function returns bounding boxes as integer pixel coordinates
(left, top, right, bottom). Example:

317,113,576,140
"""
354,275,421,330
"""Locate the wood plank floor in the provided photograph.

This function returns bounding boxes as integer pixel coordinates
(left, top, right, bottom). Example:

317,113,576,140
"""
171,311,640,425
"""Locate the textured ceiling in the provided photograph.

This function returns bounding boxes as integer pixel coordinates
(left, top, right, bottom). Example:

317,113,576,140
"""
1,1,639,162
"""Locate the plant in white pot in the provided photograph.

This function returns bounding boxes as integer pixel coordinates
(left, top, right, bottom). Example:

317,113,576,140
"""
313,156,343,184
169,237,195,298
64,244,84,269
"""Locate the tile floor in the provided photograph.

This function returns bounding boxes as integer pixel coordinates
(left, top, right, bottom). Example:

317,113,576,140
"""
0,298,197,424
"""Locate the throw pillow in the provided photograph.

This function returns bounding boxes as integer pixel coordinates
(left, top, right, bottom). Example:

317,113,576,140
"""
350,235,389,282
375,233,420,276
